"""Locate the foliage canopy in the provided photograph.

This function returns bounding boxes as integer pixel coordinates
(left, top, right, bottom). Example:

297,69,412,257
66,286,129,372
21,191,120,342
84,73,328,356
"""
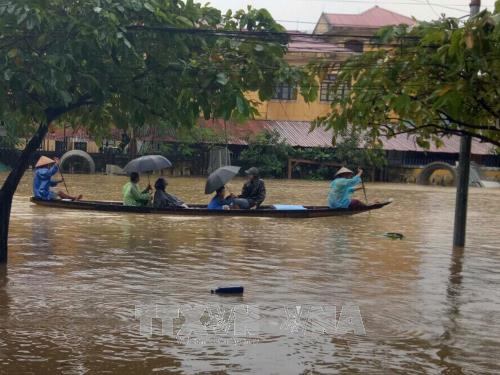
0,0,314,136
312,2,500,148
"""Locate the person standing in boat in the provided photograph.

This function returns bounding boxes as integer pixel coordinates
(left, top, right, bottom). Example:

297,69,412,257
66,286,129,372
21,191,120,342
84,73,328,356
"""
208,186,234,210
33,156,82,201
232,167,266,209
153,178,188,208
123,172,151,207
328,167,365,209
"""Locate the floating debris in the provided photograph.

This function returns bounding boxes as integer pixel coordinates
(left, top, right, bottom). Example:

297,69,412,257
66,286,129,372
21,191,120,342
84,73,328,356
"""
211,286,244,294
384,232,404,240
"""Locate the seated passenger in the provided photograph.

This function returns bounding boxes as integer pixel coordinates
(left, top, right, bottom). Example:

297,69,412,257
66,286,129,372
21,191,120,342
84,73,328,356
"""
153,178,188,208
232,167,266,209
33,156,82,201
123,172,151,207
328,167,365,209
208,186,233,210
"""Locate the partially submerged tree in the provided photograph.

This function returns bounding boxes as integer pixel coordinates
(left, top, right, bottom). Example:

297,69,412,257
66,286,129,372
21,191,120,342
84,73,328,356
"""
312,2,500,148
0,0,315,261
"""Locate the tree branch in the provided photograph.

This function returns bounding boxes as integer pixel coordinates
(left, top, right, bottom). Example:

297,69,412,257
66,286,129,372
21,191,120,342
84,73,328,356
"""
437,110,500,132
45,94,96,121
379,119,500,147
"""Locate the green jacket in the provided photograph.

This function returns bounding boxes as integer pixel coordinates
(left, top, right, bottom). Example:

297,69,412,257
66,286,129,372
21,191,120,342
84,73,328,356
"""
123,182,150,206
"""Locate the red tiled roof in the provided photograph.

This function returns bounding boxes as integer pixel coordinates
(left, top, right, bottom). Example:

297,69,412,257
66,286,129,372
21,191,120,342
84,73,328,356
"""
324,6,416,28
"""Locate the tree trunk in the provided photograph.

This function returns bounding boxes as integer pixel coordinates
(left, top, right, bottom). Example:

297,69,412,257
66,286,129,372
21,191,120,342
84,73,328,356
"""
0,121,49,263
0,191,12,263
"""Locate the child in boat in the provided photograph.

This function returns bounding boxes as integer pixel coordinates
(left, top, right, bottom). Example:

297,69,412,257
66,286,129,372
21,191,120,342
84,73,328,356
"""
328,167,365,209
123,172,151,207
208,186,234,210
33,156,82,201
153,178,188,208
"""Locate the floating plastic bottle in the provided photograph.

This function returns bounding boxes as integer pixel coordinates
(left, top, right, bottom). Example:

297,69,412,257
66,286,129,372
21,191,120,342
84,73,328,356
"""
211,286,244,294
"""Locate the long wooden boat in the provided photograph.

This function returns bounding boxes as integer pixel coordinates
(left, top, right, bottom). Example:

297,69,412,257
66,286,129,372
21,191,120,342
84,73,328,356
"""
30,197,391,218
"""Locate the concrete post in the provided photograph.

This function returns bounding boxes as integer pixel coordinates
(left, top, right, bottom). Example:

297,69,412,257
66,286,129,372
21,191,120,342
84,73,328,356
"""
452,0,480,247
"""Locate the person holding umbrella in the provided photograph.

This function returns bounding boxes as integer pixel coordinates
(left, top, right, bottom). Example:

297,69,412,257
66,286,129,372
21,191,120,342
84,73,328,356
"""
205,165,240,209
122,155,173,207
33,156,82,201
122,172,152,207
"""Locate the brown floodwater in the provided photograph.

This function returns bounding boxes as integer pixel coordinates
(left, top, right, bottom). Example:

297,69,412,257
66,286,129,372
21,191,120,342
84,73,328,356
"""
0,172,499,374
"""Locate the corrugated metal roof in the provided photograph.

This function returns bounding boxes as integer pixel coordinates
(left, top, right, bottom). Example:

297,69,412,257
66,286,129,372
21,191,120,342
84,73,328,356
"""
263,121,333,147
324,6,416,28
198,119,266,145
380,134,494,155
44,120,495,155
287,35,350,54
210,120,493,155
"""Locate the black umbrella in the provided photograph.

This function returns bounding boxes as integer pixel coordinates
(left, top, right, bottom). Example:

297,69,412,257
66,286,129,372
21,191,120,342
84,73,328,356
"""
123,155,172,175
205,166,241,194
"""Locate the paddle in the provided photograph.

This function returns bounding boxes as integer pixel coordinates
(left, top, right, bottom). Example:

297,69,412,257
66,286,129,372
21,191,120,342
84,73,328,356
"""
54,158,70,195
357,167,368,204
59,168,70,195
361,178,368,204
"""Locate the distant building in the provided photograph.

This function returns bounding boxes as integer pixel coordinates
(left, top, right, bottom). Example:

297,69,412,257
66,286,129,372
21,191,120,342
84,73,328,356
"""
314,6,416,39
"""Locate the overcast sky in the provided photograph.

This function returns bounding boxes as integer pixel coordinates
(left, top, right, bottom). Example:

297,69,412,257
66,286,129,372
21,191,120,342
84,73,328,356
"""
208,0,497,31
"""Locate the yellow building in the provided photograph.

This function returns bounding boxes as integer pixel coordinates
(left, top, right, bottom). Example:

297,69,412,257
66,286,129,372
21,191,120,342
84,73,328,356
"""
252,6,416,122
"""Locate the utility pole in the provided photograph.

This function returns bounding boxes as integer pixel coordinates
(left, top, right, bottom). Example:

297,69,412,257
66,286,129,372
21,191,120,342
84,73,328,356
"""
453,0,480,247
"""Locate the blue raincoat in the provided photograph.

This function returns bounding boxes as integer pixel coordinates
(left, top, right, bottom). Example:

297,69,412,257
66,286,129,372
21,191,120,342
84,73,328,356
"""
208,195,233,210
327,175,361,209
33,165,60,200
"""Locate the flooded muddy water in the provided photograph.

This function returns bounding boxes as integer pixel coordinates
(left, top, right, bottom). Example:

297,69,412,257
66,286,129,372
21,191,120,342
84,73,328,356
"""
1,172,499,374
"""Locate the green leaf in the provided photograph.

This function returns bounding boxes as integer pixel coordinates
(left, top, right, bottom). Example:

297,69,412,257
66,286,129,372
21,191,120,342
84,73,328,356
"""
3,69,13,81
176,15,193,26
236,95,246,114
17,12,27,25
60,91,72,106
216,72,229,85
7,48,17,58
123,37,132,48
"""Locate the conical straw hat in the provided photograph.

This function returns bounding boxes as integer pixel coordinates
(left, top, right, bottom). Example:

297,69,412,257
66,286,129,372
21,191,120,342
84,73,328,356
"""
35,156,55,168
335,166,353,176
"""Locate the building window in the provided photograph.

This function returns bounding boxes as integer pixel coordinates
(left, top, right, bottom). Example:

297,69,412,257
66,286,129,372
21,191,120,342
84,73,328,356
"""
320,74,350,102
272,83,297,101
345,40,364,53
74,142,87,152
55,140,66,153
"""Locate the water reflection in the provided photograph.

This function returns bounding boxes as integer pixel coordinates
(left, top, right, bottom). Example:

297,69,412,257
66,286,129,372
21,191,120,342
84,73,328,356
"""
0,172,499,373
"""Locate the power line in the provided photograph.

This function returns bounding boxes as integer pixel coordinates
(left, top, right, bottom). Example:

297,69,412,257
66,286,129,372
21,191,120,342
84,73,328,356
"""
294,0,471,13
294,0,467,5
